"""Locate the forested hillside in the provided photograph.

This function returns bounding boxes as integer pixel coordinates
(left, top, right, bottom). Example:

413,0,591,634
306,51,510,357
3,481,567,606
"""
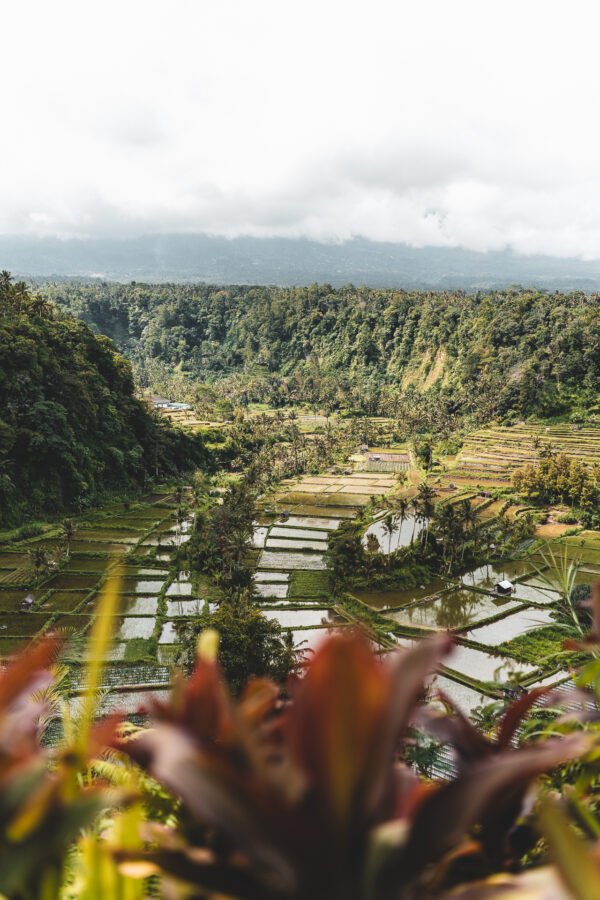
45,281,600,423
0,274,207,526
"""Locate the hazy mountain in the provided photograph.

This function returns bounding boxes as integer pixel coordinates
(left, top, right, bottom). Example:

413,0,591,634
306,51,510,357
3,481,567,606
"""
3,234,600,290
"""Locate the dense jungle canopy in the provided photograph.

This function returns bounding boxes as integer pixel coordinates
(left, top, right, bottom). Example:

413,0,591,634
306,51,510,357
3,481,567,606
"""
0,274,207,525
45,282,600,421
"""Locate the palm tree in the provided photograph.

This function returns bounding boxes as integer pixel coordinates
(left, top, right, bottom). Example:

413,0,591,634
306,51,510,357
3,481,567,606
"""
395,497,410,548
381,514,399,556
60,518,77,559
415,482,436,548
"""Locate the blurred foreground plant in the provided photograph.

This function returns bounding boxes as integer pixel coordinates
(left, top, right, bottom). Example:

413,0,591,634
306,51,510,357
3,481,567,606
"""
115,630,587,899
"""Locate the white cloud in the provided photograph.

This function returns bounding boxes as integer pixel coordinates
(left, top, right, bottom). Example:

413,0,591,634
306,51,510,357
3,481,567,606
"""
2,0,600,256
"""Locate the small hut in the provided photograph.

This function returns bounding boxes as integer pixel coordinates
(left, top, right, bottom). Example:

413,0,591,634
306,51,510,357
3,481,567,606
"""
495,580,514,596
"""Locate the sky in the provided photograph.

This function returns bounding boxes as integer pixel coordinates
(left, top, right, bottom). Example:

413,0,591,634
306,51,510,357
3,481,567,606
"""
2,0,600,257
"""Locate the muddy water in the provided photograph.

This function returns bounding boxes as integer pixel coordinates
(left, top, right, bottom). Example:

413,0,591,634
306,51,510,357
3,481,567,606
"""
385,589,520,630
354,579,448,610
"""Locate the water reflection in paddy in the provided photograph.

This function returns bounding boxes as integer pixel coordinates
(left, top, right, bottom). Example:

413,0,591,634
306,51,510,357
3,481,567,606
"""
166,581,193,596
461,560,534,590
429,674,492,715
285,627,333,651
511,580,560,605
385,589,520,630
446,644,535,682
355,579,448,610
119,596,159,615
262,609,331,628
363,514,423,554
465,606,555,645
167,599,206,617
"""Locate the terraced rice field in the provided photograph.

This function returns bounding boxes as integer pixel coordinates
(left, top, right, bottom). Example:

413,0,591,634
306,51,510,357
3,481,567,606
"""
447,424,600,486
256,470,383,649
0,488,207,721
277,471,396,509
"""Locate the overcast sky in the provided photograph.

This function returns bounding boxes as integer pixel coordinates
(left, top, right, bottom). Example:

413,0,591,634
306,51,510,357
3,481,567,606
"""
3,0,600,257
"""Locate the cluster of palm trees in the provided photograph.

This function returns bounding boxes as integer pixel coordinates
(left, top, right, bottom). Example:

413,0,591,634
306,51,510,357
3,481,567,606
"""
368,484,490,574
371,483,438,558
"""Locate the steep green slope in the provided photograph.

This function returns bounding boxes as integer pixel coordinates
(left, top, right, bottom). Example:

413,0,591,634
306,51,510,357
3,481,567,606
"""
45,281,600,421
0,274,207,525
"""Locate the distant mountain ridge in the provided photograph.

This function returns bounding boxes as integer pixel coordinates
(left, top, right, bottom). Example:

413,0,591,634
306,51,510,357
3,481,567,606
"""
3,234,600,289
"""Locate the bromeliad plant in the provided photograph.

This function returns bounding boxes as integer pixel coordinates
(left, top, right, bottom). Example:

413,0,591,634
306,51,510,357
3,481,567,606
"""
114,630,587,899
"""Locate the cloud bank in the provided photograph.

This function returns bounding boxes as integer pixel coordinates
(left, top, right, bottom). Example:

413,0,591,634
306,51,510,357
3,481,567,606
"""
3,0,600,257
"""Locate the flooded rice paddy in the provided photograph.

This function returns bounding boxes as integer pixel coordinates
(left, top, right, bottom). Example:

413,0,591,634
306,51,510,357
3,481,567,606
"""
465,606,555,644
119,596,159,615
286,627,335,652
355,579,449,610
266,538,329,551
165,581,193,596
159,621,178,643
262,608,332,628
276,516,341,530
167,599,206,616
445,644,536,682
363,514,423,554
270,526,330,541
461,560,534,589
256,583,289,599
258,550,328,570
254,571,290,583
429,674,493,715
385,588,520,630
117,617,155,640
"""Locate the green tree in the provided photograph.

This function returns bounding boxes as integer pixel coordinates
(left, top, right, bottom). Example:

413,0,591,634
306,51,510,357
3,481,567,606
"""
175,591,297,695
